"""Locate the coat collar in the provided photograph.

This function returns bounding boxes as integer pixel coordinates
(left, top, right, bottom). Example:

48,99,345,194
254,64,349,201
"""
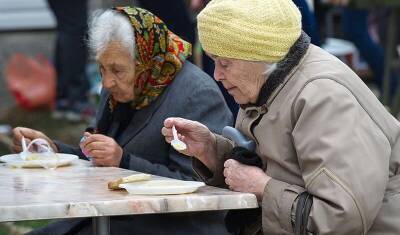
242,32,311,110
96,88,168,147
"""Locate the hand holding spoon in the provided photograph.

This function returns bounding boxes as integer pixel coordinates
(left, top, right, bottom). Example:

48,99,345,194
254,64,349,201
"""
171,125,187,151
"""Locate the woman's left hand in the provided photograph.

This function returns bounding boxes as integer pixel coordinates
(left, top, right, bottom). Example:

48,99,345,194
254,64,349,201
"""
224,159,271,201
80,134,123,167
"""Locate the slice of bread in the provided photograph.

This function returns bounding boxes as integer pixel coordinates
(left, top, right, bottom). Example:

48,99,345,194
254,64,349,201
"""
108,173,152,190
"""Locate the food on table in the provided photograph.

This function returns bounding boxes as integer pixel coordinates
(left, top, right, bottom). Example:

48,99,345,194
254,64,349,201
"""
23,153,57,161
108,173,152,190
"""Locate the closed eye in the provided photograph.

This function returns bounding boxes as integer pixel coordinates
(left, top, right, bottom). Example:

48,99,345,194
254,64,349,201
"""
112,68,121,74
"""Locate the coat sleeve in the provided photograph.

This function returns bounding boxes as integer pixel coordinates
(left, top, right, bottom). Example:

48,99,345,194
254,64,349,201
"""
122,82,234,181
261,79,391,235
54,141,85,159
192,133,234,186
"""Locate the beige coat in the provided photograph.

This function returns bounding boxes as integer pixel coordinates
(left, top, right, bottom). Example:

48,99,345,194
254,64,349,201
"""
195,44,400,234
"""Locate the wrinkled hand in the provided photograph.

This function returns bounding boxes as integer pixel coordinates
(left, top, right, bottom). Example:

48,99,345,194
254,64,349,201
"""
328,0,350,6
224,159,271,201
162,117,217,171
12,127,58,153
80,133,122,167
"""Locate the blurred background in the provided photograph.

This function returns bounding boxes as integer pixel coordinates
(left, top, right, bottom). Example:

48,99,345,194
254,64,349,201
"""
0,0,399,234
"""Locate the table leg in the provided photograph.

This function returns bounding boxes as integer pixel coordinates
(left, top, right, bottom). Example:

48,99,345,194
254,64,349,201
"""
92,216,110,235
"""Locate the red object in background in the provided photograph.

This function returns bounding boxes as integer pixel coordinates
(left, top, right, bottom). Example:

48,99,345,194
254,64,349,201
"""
5,53,56,109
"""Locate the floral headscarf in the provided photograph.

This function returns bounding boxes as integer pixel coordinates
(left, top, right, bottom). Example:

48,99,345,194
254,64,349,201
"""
111,6,192,110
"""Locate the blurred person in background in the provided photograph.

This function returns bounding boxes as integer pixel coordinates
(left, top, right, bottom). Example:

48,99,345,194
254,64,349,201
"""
328,0,398,103
47,0,93,122
12,6,232,235
162,0,400,234
293,0,321,46
137,0,196,45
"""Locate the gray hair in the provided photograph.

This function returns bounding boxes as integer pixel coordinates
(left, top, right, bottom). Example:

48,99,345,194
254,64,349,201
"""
88,9,135,59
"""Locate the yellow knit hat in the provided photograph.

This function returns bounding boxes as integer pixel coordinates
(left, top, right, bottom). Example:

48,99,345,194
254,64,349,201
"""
197,0,302,63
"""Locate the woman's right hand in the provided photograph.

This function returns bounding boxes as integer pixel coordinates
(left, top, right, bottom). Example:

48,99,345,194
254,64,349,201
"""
12,127,58,153
162,117,217,170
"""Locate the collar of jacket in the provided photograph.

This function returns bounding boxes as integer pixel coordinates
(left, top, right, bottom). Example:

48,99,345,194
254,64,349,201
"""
241,32,311,110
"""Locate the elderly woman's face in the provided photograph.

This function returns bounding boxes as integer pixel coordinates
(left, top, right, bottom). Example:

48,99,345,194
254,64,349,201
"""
211,55,268,104
98,41,136,103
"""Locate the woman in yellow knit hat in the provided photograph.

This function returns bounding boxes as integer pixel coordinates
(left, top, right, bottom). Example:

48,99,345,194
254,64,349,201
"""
162,0,400,234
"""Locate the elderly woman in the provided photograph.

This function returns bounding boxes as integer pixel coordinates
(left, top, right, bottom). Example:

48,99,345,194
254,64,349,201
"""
12,6,232,235
162,0,400,234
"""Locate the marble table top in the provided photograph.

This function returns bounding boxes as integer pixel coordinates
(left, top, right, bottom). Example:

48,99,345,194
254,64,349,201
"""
0,160,258,222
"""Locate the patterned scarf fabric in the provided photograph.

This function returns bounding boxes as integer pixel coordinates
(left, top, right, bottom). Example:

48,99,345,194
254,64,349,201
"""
111,6,192,110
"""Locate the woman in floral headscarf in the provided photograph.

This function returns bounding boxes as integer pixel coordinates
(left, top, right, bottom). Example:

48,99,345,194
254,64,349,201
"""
12,6,232,235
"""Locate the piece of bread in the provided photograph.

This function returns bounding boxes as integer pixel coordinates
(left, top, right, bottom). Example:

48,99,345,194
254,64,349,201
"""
108,173,152,190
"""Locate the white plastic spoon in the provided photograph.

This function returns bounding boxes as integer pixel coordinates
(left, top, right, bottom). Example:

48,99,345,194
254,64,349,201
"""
171,125,187,151
20,136,29,161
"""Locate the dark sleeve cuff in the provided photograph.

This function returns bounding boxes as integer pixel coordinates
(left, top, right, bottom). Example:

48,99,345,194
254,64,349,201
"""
192,158,215,181
53,140,85,159
192,134,233,186
119,150,131,169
